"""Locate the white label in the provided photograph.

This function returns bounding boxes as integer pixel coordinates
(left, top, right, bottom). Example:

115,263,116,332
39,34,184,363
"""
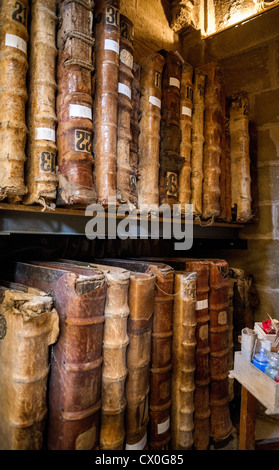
120,49,133,69
158,417,170,434
170,77,180,89
125,432,147,450
149,96,161,109
69,104,92,120
104,39,119,54
118,83,131,99
5,33,27,55
182,106,192,117
196,299,208,311
35,127,56,142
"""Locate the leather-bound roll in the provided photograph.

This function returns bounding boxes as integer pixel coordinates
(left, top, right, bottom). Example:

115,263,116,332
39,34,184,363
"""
54,259,130,450
9,261,107,450
171,272,197,450
190,69,206,219
0,0,29,202
93,258,174,450
138,52,165,207
197,63,224,221
116,15,134,206
208,259,232,442
225,103,232,221
178,63,193,208
0,281,59,450
93,0,120,205
185,260,210,451
24,0,58,208
56,0,95,206
229,91,252,222
159,50,183,208
219,85,227,220
129,63,141,207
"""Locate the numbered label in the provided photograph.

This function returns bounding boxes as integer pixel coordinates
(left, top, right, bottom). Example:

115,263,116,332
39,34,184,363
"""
130,174,137,192
106,5,120,27
166,172,178,198
40,152,55,173
12,1,27,26
75,129,92,154
120,19,133,42
186,86,193,101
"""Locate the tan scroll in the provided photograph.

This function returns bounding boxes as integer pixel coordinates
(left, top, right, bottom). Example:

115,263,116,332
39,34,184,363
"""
0,0,29,202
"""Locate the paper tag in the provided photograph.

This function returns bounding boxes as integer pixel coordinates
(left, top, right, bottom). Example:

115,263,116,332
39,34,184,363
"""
170,77,180,89
104,39,119,54
199,324,209,341
118,83,131,99
125,432,147,450
5,33,27,55
218,311,227,325
120,49,133,69
35,127,55,142
196,299,208,311
158,417,170,435
182,106,192,117
69,104,92,120
149,96,161,109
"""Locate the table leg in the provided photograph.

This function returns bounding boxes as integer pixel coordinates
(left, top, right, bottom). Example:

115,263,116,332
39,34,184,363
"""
239,385,257,450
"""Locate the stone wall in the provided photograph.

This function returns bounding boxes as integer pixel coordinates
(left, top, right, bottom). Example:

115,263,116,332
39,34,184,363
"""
180,7,279,321
119,0,179,63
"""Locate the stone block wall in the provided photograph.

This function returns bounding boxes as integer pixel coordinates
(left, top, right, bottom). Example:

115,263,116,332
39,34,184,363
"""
180,7,279,321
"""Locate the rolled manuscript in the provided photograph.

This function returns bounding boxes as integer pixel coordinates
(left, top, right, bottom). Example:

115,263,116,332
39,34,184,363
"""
190,70,206,218
117,15,134,206
129,64,141,207
10,261,107,450
24,0,58,208
0,281,59,450
56,0,95,206
208,259,232,442
138,52,165,207
198,63,224,220
54,259,130,450
93,0,120,205
229,91,252,222
178,63,193,207
0,0,29,201
159,51,183,208
171,272,197,450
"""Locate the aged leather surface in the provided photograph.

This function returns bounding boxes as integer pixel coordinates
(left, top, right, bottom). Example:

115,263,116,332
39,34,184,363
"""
55,259,130,450
116,15,134,206
0,281,59,450
190,70,206,218
56,0,95,206
159,50,183,208
171,272,197,450
93,0,120,205
93,258,174,450
229,91,252,222
138,52,165,207
178,63,193,208
24,0,58,208
0,0,29,202
129,63,141,206
208,259,232,442
197,63,224,220
8,261,107,450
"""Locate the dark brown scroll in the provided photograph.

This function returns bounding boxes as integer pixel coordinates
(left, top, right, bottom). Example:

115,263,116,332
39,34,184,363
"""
56,0,96,206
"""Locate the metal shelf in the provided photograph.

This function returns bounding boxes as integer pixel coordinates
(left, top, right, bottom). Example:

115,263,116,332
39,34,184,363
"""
0,203,245,243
